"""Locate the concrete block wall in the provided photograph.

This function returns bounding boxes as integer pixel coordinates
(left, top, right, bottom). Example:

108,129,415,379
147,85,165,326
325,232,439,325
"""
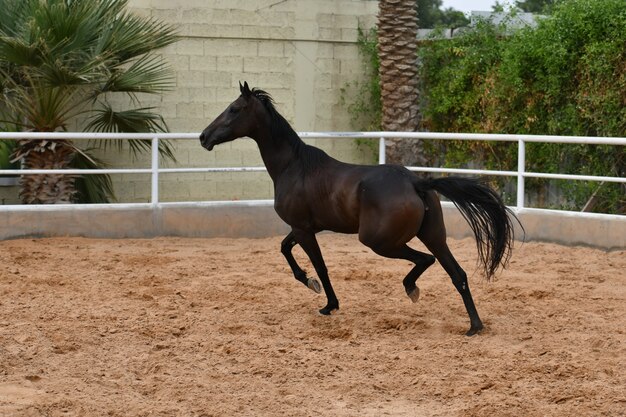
62,0,378,204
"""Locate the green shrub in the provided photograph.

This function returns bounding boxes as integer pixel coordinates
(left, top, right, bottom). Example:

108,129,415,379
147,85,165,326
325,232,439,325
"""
417,0,625,213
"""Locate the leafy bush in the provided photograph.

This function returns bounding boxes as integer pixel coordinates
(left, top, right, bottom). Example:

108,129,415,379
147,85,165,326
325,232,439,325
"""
340,27,381,132
418,0,625,213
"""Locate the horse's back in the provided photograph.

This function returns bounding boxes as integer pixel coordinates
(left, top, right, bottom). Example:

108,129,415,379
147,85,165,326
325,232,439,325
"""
357,164,420,204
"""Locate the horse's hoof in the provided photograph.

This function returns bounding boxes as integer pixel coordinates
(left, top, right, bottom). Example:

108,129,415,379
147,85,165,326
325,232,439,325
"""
319,306,339,315
465,325,484,336
406,287,420,303
307,278,322,294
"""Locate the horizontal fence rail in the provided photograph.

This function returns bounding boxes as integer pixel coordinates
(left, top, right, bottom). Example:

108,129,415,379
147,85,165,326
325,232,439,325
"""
0,131,624,215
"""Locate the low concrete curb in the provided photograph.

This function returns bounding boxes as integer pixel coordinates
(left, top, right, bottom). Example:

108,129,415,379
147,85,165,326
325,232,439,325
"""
0,202,624,250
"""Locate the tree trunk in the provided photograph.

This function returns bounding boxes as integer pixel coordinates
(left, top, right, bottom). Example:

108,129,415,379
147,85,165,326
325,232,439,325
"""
377,0,426,166
14,139,78,204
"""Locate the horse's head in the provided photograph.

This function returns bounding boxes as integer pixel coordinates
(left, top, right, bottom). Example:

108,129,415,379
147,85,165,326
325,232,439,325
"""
200,81,267,151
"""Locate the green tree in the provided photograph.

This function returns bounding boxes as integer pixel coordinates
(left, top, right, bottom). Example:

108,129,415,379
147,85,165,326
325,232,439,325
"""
515,0,556,13
340,27,381,132
439,8,471,29
342,0,469,135
417,0,469,29
0,0,178,204
492,1,507,12
417,0,442,28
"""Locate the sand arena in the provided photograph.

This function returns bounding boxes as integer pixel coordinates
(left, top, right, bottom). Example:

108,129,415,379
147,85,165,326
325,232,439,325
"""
1,234,624,416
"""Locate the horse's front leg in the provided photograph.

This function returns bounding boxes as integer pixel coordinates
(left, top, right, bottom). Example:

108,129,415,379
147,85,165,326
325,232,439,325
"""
280,231,321,294
291,229,339,315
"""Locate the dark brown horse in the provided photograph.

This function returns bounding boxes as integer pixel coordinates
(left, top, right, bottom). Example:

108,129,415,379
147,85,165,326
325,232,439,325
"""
200,82,519,336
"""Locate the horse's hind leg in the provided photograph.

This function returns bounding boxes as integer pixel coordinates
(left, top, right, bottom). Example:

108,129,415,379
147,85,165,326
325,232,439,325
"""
418,194,483,335
367,244,435,302
402,249,436,302
428,244,483,336
280,231,321,293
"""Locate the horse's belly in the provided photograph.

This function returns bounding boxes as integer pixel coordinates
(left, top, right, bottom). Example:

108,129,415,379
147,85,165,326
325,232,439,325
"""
275,202,359,234
317,218,359,234
311,208,360,234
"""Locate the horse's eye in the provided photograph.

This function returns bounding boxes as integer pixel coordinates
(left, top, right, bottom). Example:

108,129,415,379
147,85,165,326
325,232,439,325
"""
230,106,240,114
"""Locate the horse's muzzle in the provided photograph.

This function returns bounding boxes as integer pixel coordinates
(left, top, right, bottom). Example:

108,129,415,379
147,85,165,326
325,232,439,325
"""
199,130,215,151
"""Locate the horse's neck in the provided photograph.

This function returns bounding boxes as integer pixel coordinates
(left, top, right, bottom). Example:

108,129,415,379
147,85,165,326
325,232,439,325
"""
254,132,303,182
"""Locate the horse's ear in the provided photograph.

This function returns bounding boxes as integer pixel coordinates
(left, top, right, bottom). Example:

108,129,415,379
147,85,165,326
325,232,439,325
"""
240,81,251,97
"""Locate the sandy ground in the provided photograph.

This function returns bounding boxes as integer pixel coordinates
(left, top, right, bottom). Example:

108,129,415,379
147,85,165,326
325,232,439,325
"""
0,234,624,417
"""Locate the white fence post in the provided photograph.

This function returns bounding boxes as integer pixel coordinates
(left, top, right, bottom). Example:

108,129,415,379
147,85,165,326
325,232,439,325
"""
517,139,525,210
379,137,386,164
151,137,159,206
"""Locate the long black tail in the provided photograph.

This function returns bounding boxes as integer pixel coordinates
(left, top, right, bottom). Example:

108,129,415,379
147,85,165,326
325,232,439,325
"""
415,176,521,280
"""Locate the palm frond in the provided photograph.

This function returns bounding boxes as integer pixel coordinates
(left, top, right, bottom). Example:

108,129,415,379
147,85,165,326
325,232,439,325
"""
0,35,44,67
71,147,115,204
0,0,34,36
0,138,19,169
99,54,174,95
86,103,168,133
85,103,176,161
1,0,179,203
99,12,178,63
2,73,86,131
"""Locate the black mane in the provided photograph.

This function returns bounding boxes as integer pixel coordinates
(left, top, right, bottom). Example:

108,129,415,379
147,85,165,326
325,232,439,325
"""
250,88,330,170
250,88,275,109
251,88,306,156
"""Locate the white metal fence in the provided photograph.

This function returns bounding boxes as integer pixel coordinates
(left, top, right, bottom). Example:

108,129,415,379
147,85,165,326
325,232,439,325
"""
1,131,624,214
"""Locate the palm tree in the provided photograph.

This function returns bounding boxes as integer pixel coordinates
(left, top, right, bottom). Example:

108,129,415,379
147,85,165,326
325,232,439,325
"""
0,0,178,204
377,0,426,166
